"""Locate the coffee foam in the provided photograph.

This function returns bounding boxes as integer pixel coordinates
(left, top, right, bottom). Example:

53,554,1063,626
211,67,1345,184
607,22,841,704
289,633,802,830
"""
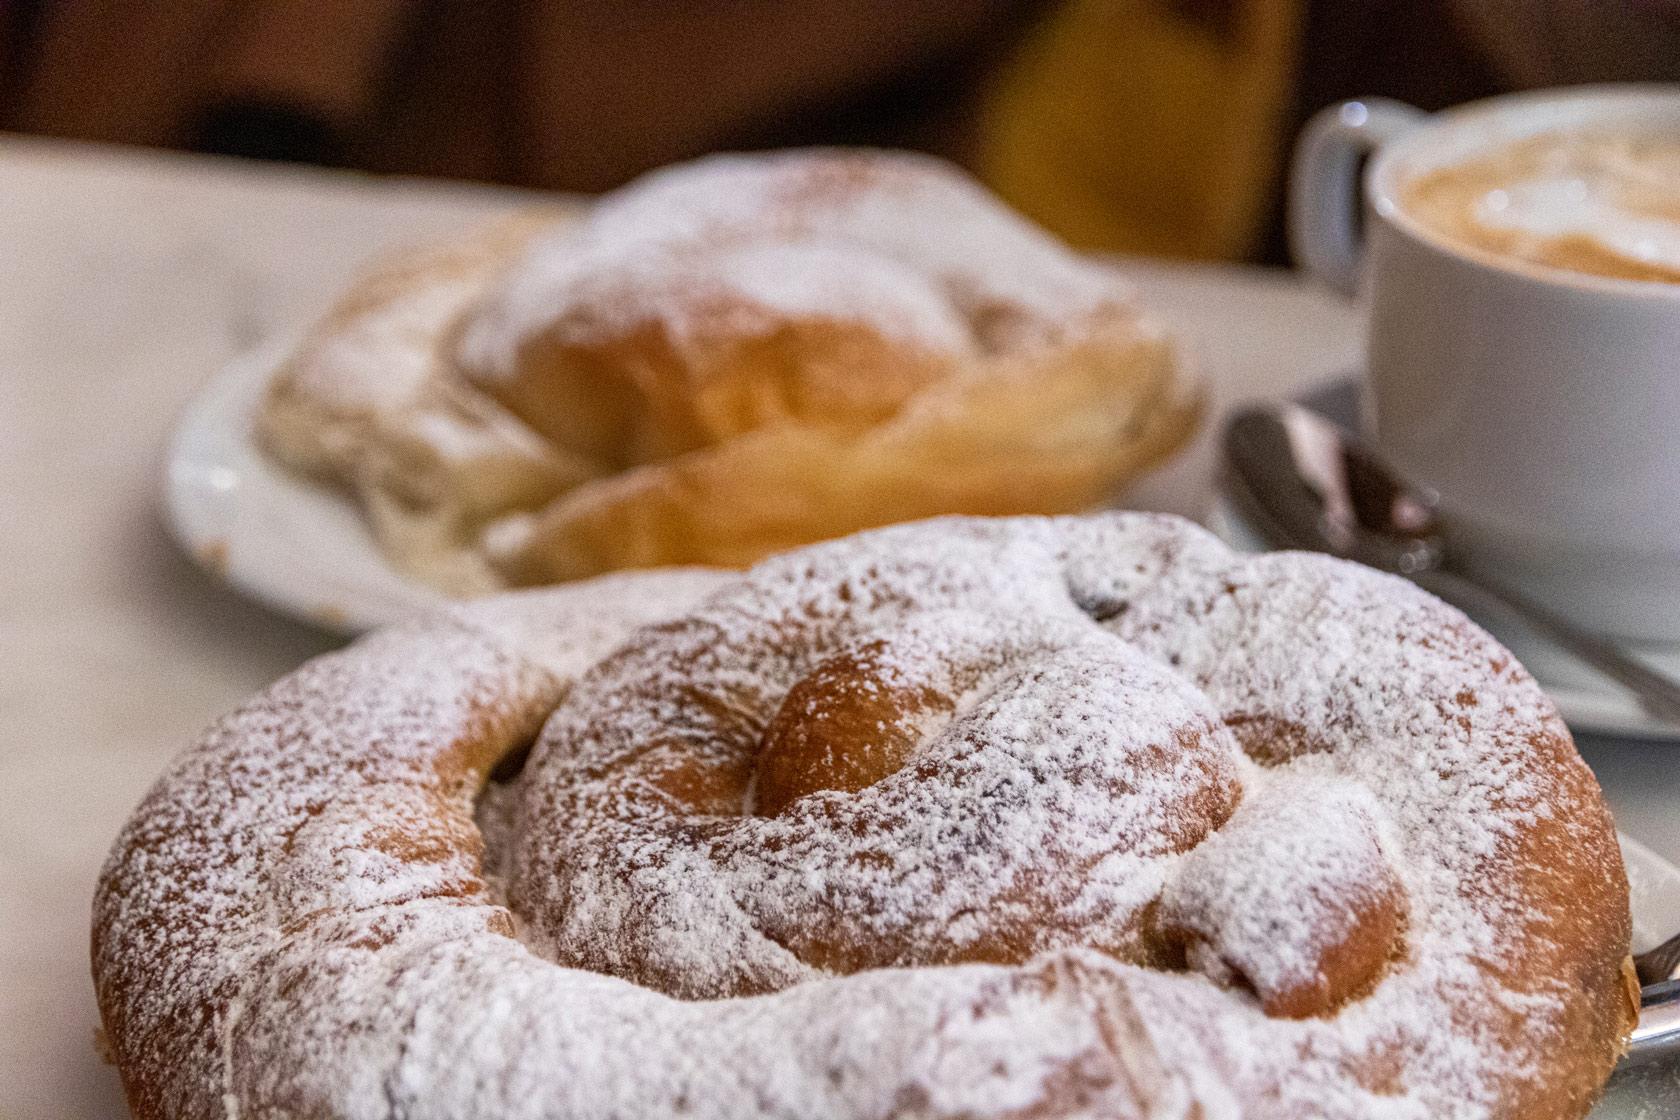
1403,131,1680,284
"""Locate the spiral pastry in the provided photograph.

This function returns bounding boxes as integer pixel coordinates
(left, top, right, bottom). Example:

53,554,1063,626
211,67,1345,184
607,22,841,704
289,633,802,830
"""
94,514,1636,1119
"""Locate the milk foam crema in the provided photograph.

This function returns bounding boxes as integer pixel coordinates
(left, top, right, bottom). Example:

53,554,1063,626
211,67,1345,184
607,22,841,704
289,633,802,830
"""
1402,131,1680,284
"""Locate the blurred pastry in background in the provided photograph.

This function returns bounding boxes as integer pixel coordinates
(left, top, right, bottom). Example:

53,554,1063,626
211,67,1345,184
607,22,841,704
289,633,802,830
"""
257,148,1200,594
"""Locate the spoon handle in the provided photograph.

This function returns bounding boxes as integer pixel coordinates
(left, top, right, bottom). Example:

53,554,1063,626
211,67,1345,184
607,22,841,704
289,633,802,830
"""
1413,570,1680,727
1636,930,1680,988
1629,979,1680,1063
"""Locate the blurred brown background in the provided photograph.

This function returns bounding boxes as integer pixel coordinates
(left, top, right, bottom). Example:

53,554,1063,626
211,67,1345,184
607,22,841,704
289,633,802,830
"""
4,0,1678,264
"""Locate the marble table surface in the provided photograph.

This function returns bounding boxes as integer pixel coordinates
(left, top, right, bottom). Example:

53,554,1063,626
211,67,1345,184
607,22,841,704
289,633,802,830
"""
2,134,1676,1119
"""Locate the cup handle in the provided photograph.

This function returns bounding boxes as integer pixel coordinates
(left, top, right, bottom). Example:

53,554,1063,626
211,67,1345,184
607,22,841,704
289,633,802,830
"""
1288,98,1427,296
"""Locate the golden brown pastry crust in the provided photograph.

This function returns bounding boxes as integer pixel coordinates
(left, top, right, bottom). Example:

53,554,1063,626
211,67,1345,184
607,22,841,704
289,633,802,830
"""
255,209,588,595
488,322,1195,582
256,150,1201,594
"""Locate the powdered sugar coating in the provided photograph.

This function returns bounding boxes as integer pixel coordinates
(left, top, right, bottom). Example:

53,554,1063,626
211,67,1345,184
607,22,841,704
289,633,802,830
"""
275,211,559,415
1159,773,1402,1015
454,149,1139,383
510,536,1245,996
93,515,1633,1120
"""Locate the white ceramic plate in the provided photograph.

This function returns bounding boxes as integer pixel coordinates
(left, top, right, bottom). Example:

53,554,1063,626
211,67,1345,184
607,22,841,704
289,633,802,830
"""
1603,833,1680,1112
163,254,1371,638
1626,834,1680,966
164,337,447,634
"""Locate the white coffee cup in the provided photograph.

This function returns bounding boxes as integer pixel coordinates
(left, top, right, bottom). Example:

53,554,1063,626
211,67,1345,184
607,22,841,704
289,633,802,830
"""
1290,85,1680,642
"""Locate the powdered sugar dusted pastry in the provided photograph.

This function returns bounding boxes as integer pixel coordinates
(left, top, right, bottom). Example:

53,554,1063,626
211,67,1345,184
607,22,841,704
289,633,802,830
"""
255,150,1198,595
256,210,588,594
94,514,1636,1119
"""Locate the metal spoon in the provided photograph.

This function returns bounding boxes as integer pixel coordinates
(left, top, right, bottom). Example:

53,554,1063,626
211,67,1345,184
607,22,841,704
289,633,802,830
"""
1221,402,1680,1056
1627,976,1680,1064
1221,403,1680,726
1638,931,1680,988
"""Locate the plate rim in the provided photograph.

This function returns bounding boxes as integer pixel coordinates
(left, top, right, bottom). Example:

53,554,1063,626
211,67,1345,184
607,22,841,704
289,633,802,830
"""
162,336,448,635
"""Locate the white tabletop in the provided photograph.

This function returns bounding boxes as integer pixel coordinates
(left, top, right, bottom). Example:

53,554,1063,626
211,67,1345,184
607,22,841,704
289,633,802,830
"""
2,136,1676,1120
